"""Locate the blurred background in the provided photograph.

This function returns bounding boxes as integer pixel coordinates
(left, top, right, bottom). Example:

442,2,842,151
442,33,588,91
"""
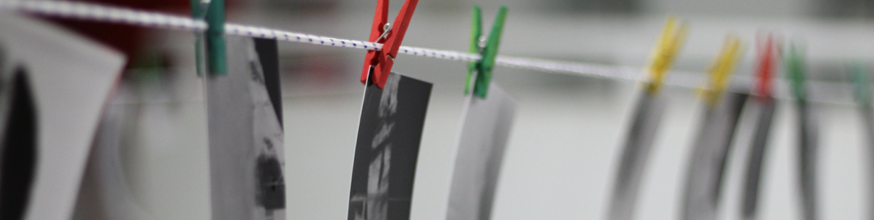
52,0,874,219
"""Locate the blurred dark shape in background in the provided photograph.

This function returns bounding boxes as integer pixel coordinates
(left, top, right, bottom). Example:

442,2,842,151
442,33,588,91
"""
45,0,189,62
262,0,340,12
542,0,638,13
816,0,874,18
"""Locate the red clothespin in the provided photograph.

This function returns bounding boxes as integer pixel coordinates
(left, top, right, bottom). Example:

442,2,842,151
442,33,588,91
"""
755,34,777,99
360,0,419,89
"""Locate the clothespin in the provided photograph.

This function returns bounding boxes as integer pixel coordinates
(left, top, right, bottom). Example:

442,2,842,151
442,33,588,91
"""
190,0,210,76
700,35,744,107
205,0,226,75
755,34,778,100
465,6,508,98
465,7,482,95
188,0,225,76
848,62,871,105
192,0,226,75
786,43,807,102
645,17,688,95
360,0,419,89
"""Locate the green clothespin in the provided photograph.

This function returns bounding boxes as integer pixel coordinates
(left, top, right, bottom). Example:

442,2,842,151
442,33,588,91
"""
196,0,226,75
786,43,807,102
465,5,507,98
849,62,872,105
464,7,482,95
191,0,209,76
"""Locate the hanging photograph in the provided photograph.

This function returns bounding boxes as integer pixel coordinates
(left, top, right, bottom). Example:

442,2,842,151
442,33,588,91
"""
681,92,748,220
446,82,517,220
0,13,125,220
607,93,668,220
348,72,432,220
741,96,776,220
204,36,286,220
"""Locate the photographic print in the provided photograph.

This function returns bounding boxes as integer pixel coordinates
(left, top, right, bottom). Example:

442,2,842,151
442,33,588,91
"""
681,92,748,220
446,82,517,220
204,36,286,220
740,97,776,220
851,79,874,220
0,13,125,220
607,93,668,220
348,72,432,220
795,100,819,220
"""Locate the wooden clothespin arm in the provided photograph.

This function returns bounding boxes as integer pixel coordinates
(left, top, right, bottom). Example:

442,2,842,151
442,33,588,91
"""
645,17,688,95
360,0,419,89
786,43,808,102
204,0,226,75
701,35,744,107
466,6,508,99
755,35,778,99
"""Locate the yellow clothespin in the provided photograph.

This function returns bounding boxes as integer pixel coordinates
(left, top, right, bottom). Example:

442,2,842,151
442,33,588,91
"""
699,35,744,107
645,17,688,95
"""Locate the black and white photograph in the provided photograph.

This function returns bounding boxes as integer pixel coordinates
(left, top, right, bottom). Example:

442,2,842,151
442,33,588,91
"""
607,93,668,220
446,82,517,220
4,0,874,219
348,72,432,220
681,92,748,220
205,36,286,220
740,96,777,220
0,13,125,220
794,99,820,220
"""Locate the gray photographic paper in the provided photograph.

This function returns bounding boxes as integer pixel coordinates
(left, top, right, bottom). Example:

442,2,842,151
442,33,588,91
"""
862,104,874,220
204,37,286,220
795,101,819,220
0,13,125,220
850,79,874,220
681,92,748,220
740,97,776,220
348,72,432,220
607,93,668,220
446,82,517,220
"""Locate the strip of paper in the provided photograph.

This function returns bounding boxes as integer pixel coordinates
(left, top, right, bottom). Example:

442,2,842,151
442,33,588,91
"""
0,13,125,220
739,97,777,220
446,82,517,220
607,93,668,220
204,36,286,220
795,101,819,220
681,92,748,220
348,72,432,220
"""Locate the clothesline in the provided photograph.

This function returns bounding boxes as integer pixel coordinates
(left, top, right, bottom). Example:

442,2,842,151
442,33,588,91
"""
0,0,860,105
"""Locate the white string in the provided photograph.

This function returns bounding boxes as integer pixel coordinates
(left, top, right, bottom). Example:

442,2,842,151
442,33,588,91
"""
0,0,207,31
0,0,860,105
0,0,625,78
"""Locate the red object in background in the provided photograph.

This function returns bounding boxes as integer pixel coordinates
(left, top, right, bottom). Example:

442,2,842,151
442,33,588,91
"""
756,35,776,99
360,0,419,89
42,0,239,69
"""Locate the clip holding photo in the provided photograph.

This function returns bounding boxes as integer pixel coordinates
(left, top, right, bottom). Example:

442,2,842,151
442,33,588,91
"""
360,0,419,89
466,5,508,99
699,35,744,107
645,17,688,95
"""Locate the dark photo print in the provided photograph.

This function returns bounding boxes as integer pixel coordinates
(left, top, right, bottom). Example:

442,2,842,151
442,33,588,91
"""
607,93,668,220
348,72,432,220
681,92,748,220
0,66,38,220
0,13,126,220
